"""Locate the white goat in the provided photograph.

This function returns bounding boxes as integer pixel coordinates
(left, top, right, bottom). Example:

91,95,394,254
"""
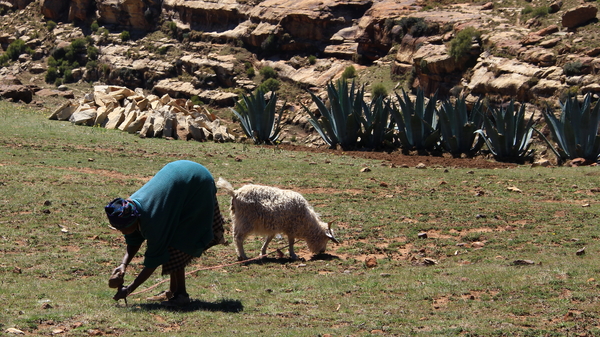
216,178,339,261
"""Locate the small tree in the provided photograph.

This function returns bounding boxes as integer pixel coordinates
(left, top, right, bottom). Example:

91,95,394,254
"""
449,27,480,61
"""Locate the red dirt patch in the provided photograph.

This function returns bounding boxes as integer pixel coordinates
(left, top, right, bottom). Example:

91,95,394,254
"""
274,144,518,170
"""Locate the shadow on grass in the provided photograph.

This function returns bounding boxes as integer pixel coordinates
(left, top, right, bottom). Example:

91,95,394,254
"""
241,253,340,265
135,298,243,313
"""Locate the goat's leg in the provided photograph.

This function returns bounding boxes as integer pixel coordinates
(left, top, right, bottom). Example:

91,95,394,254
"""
232,224,249,261
260,235,274,257
288,236,298,260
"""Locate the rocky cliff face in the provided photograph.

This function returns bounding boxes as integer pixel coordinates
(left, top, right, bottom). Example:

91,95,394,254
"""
0,0,598,111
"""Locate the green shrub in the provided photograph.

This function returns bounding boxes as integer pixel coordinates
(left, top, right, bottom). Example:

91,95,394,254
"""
261,35,276,52
449,27,480,61
8,39,28,59
246,67,255,78
45,67,58,83
157,46,168,55
371,83,388,101
190,95,203,106
87,46,99,60
563,61,582,76
46,20,57,31
0,54,9,66
70,38,86,50
63,69,74,83
91,21,99,33
257,78,280,92
64,48,76,62
409,20,437,37
342,65,356,80
308,55,317,65
398,17,424,33
259,66,277,79
47,56,58,67
120,31,131,42
532,6,549,17
521,5,533,15
85,60,98,70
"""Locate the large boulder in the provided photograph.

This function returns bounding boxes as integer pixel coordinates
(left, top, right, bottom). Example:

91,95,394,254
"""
0,84,33,103
562,5,598,28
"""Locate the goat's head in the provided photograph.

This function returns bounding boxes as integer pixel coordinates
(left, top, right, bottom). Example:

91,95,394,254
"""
309,221,340,254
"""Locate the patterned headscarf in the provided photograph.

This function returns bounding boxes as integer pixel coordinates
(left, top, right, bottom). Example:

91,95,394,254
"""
105,198,140,230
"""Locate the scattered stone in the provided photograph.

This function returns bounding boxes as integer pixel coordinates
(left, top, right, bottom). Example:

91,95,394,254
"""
549,0,562,13
471,241,485,248
5,328,25,335
415,163,426,169
49,86,235,143
531,159,551,167
576,247,586,256
481,2,493,10
380,273,391,277
13,266,21,274
507,186,522,193
417,232,428,239
568,158,596,167
360,167,371,172
423,258,437,265
512,259,536,265
365,256,377,268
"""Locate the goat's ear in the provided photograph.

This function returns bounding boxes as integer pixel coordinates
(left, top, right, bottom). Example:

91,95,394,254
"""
326,229,340,244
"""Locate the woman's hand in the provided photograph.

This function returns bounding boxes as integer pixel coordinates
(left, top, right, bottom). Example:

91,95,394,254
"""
108,264,126,288
113,285,130,300
112,263,126,276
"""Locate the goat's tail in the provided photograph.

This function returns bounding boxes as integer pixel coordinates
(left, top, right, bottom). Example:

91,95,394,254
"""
216,177,235,196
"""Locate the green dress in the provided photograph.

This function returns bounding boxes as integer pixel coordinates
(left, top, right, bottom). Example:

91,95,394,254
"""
124,160,216,269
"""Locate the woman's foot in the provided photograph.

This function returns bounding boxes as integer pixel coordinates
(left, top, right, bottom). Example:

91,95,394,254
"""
161,293,190,307
146,290,173,301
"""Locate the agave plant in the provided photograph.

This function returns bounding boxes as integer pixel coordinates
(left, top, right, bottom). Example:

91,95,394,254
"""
303,79,363,149
437,96,485,157
475,100,536,162
359,95,395,149
536,93,600,162
390,88,440,152
230,89,284,145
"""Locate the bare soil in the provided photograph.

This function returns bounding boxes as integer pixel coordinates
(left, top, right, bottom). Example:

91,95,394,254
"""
274,144,518,169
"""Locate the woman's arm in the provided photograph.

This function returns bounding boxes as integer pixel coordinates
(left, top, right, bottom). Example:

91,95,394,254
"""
111,243,142,277
113,266,157,300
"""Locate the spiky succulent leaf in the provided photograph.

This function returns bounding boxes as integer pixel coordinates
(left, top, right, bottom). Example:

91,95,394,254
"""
230,90,283,144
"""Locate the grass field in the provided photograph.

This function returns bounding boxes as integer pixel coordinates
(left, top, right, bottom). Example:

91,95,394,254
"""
1,101,600,336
